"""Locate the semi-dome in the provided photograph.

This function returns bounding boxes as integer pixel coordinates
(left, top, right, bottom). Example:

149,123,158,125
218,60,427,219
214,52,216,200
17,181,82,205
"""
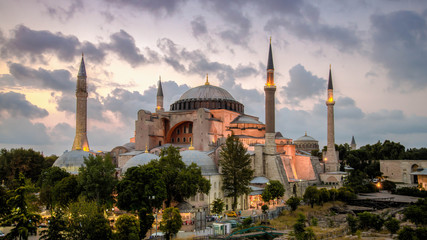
180,150,217,175
170,83,244,113
53,150,92,174
122,153,159,174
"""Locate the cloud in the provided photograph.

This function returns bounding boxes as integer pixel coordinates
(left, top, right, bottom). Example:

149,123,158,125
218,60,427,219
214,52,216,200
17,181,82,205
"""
370,10,427,90
0,25,105,63
0,117,51,145
55,94,107,122
0,74,15,88
105,0,187,15
104,30,158,67
191,16,208,38
45,0,84,22
0,92,48,119
282,64,327,106
8,63,75,93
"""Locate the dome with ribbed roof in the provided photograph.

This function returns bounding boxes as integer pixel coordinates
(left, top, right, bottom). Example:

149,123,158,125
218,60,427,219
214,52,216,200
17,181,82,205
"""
180,150,217,175
122,153,159,174
53,150,92,174
295,133,317,142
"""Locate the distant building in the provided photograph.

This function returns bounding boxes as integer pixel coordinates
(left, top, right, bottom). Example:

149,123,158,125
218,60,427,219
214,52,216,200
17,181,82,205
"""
380,160,427,185
351,136,357,150
294,132,319,153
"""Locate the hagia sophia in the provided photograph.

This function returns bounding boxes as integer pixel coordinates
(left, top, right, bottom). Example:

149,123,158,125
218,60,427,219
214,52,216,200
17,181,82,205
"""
54,42,347,211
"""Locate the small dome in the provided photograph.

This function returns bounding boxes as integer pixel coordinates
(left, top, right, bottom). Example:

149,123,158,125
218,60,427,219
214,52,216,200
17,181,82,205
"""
179,85,235,101
53,150,92,174
122,153,159,174
295,133,317,142
180,150,217,174
250,176,270,184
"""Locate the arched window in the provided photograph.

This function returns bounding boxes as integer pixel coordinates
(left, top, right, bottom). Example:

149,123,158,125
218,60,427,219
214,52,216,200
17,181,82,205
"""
183,137,186,143
177,138,180,143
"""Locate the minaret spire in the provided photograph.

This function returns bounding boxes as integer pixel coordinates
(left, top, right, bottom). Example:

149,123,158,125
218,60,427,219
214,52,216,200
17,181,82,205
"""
325,64,338,172
351,136,357,150
266,38,275,86
265,38,276,134
156,76,164,112
72,54,90,152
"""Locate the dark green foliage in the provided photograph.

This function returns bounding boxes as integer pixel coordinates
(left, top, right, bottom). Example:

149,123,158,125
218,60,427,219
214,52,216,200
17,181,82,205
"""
68,198,112,240
159,207,183,240
241,217,253,228
211,198,225,215
0,173,41,240
347,214,358,234
138,209,155,240
303,186,319,208
292,214,315,240
382,180,397,192
261,204,268,213
395,187,427,197
286,196,300,212
404,148,427,160
337,187,357,202
328,188,338,201
0,184,10,217
263,180,285,203
318,188,330,205
158,146,211,207
415,227,427,239
115,214,140,240
403,198,427,226
0,148,52,186
219,135,254,210
398,226,416,240
78,154,117,208
357,212,384,231
52,175,80,207
384,217,400,235
38,166,70,209
40,209,67,240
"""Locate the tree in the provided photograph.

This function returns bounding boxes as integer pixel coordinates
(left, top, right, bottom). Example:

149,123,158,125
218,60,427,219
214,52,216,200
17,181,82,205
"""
115,214,140,240
159,207,183,240
0,184,10,217
286,197,301,212
303,186,319,208
38,166,70,210
318,188,330,205
347,214,358,234
52,175,81,207
398,226,416,240
403,198,427,226
159,146,210,207
68,198,112,240
261,204,268,213
40,208,67,240
117,162,166,238
0,173,41,240
291,214,315,240
211,198,225,215
328,188,338,201
78,154,117,208
263,180,285,204
384,217,400,236
219,135,254,210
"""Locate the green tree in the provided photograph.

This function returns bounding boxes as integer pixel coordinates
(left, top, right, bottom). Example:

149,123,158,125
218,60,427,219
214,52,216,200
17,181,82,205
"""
261,188,272,203
159,146,210,207
68,198,112,240
219,135,254,210
117,162,166,238
261,204,268,213
263,180,285,204
398,226,416,240
318,188,330,205
403,198,427,226
328,188,338,201
159,207,183,240
291,213,315,240
0,173,41,240
0,184,10,217
384,217,400,236
115,214,140,240
303,186,319,208
286,197,300,212
78,154,117,207
38,166,70,210
347,214,358,234
40,208,67,240
211,198,225,215
52,175,81,207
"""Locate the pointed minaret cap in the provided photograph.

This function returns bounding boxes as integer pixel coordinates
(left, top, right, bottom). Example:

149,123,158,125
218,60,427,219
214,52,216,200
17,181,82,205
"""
78,53,86,77
157,76,163,97
267,37,274,70
328,64,333,90
189,140,195,150
145,145,149,153
351,136,356,145
205,74,210,85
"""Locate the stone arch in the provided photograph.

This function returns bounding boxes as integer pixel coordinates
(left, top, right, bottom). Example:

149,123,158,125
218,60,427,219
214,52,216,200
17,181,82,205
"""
326,176,339,183
166,121,193,144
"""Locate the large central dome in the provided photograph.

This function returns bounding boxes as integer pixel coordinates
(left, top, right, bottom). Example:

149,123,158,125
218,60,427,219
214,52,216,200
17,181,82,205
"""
179,84,235,101
170,82,244,113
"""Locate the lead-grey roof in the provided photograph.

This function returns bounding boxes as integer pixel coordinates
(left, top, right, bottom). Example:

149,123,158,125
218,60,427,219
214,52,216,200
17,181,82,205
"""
122,153,159,174
78,55,86,77
179,84,235,101
180,150,218,174
295,134,318,142
53,150,92,174
250,176,270,184
231,115,264,125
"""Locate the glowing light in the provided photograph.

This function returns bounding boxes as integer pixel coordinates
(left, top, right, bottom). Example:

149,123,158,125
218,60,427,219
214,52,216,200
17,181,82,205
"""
157,106,161,110
328,97,334,102
376,182,381,189
83,147,89,152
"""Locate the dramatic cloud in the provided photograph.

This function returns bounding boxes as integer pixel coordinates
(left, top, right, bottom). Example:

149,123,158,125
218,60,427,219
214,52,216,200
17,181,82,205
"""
0,92,48,119
8,63,75,93
371,10,427,89
106,0,187,15
45,0,84,22
0,117,51,145
0,25,105,63
191,16,207,38
55,94,107,122
282,64,326,106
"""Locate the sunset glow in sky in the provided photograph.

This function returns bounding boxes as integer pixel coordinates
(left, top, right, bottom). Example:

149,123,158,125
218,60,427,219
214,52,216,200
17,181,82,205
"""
1,0,427,156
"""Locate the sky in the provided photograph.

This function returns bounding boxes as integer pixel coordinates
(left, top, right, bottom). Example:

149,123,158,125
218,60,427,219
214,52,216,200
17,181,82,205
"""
1,0,427,156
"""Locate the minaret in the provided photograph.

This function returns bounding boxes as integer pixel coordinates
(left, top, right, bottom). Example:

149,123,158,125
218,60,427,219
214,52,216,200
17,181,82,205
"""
72,54,90,152
351,136,356,150
325,65,338,172
156,76,164,113
264,38,277,179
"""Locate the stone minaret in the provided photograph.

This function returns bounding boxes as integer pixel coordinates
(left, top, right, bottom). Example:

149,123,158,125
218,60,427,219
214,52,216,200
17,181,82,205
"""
264,39,278,178
156,76,164,113
351,136,356,150
325,65,338,172
72,54,90,152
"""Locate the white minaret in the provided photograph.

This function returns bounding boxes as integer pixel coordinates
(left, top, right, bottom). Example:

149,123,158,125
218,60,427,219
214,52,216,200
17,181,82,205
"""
72,54,90,152
325,65,338,172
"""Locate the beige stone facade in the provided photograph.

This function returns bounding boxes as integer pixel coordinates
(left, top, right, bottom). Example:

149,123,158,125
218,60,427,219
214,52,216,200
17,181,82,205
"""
380,160,427,184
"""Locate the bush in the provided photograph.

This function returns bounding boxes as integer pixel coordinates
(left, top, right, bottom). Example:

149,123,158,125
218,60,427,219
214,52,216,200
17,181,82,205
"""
347,214,358,234
395,187,427,197
261,204,268,213
382,180,396,192
384,217,400,235
286,197,300,212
